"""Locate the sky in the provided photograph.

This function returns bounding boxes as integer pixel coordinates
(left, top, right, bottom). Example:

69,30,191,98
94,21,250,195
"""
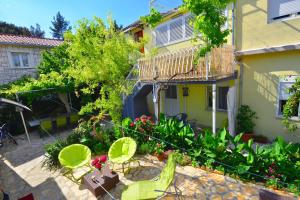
0,0,169,38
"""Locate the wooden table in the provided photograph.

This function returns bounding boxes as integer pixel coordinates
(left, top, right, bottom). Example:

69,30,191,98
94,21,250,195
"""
83,166,119,198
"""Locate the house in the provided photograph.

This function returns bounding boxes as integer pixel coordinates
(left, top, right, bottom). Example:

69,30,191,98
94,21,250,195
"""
235,0,300,142
123,7,238,135
0,34,63,85
124,0,300,142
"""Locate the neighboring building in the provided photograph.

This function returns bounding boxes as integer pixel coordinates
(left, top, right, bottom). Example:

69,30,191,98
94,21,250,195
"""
124,0,300,142
235,0,300,142
0,34,63,85
123,7,238,136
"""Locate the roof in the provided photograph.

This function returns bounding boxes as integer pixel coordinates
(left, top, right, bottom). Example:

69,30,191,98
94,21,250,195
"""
123,8,179,33
0,34,63,48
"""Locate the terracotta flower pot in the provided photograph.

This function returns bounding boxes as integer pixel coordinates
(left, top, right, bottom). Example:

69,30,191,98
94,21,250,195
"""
155,153,165,161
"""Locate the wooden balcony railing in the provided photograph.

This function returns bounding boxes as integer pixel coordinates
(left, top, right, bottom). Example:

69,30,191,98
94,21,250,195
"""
138,46,235,82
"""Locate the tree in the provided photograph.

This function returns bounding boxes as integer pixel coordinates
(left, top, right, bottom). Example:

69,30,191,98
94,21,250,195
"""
113,20,123,31
30,23,45,38
0,21,31,36
50,12,71,39
65,17,141,122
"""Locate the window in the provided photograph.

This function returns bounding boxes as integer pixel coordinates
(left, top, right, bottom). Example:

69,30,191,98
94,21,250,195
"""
165,86,177,99
154,14,194,47
207,86,229,111
268,0,300,22
10,52,30,67
277,76,300,117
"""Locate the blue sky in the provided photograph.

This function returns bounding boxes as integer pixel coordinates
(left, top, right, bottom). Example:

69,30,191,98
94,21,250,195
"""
0,0,169,38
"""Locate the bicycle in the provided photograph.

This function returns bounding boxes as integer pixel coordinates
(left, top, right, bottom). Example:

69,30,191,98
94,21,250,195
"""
0,123,18,147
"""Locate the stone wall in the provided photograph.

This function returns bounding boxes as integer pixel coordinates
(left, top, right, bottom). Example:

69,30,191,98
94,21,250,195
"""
0,45,48,85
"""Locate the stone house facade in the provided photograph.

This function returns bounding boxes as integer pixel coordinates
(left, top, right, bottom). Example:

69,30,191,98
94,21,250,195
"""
0,34,63,85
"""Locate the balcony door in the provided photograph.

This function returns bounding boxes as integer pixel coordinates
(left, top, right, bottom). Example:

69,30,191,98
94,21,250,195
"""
164,85,180,116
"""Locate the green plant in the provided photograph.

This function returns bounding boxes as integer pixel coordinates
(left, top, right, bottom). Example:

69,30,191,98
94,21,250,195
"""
140,8,163,28
237,105,258,133
173,150,191,166
154,142,166,155
138,141,156,155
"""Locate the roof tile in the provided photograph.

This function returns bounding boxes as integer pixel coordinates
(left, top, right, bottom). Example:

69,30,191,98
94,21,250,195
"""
0,34,63,47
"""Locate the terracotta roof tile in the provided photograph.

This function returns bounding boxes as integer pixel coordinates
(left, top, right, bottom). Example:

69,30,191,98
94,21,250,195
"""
0,34,63,47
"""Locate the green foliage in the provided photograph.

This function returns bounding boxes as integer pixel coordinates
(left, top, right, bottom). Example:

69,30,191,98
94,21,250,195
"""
30,23,45,38
65,17,141,122
282,77,300,132
138,141,156,155
140,8,163,28
0,21,32,36
236,105,257,133
181,0,234,56
50,11,71,39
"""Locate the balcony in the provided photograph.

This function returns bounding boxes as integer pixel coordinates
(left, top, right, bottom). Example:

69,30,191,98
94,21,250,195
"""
138,45,235,83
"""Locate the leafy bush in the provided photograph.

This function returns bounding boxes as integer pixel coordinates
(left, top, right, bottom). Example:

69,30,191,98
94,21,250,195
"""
137,141,156,155
237,105,258,133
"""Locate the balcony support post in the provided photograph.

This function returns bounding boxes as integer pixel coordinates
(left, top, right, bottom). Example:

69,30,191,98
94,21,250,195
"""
212,83,216,135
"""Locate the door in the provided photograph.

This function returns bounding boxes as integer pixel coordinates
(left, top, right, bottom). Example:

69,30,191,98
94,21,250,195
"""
164,85,180,116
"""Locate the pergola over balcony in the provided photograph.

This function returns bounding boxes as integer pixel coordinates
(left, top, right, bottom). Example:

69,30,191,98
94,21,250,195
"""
138,45,236,83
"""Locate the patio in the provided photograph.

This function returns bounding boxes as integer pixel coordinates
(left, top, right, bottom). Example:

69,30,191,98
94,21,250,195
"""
0,131,297,200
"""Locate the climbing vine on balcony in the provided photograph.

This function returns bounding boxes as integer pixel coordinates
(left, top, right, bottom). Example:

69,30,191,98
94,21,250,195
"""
282,78,300,132
142,0,234,57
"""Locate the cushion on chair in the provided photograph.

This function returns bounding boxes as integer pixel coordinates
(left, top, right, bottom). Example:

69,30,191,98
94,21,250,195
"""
58,144,91,169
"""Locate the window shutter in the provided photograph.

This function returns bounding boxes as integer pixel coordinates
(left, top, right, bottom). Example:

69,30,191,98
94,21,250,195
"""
269,0,300,20
185,14,194,38
170,18,183,42
279,82,294,100
155,25,168,46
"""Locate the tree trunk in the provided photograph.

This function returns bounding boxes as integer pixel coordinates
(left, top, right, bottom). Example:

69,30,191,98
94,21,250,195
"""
58,93,71,113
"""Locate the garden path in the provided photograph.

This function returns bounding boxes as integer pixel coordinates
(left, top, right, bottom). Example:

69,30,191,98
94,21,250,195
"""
0,131,298,200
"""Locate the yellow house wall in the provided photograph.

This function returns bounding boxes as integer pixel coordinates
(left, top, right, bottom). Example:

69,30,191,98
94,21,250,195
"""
235,0,300,51
240,50,300,142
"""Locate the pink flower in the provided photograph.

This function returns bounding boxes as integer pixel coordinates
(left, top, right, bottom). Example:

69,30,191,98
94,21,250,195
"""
99,155,107,163
91,158,99,166
130,122,135,127
135,118,140,121
95,163,102,169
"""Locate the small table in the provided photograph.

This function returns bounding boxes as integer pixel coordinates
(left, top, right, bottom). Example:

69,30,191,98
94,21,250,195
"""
83,166,119,198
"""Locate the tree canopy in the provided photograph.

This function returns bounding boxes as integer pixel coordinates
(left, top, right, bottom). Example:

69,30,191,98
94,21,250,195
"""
0,21,32,36
30,23,45,38
50,12,71,39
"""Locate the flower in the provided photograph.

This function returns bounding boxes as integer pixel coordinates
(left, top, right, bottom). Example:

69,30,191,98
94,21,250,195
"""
95,162,102,169
99,155,107,163
91,158,99,166
135,118,140,121
130,122,135,127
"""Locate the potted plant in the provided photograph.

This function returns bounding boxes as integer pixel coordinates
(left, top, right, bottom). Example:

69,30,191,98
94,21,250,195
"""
236,105,258,142
154,142,166,161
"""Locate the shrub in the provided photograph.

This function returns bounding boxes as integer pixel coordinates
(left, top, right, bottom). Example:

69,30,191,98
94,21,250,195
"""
237,105,258,133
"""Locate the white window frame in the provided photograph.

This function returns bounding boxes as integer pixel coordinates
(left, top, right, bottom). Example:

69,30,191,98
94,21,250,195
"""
153,13,193,47
268,0,300,23
206,86,229,112
276,76,300,120
8,48,34,68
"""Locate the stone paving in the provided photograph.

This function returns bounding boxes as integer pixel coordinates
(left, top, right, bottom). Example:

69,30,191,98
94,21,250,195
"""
0,131,299,200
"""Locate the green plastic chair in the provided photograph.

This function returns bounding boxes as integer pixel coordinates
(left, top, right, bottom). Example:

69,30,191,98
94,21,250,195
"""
108,137,139,173
39,119,52,137
69,113,79,125
121,153,180,200
56,115,67,129
58,144,92,183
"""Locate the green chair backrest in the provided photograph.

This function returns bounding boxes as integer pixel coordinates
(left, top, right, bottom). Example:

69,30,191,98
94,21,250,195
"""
157,153,176,190
58,144,91,169
40,119,52,132
56,115,67,128
70,113,79,124
108,137,137,162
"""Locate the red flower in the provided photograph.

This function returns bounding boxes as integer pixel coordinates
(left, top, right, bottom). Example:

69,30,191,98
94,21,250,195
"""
141,118,147,123
91,158,99,166
99,155,107,163
95,163,102,169
130,122,135,127
147,116,151,120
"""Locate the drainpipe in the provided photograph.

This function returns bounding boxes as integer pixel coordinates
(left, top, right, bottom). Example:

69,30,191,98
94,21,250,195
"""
212,83,216,135
231,2,235,46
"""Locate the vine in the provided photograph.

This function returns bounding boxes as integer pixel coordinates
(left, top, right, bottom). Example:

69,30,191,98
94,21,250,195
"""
282,78,300,132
